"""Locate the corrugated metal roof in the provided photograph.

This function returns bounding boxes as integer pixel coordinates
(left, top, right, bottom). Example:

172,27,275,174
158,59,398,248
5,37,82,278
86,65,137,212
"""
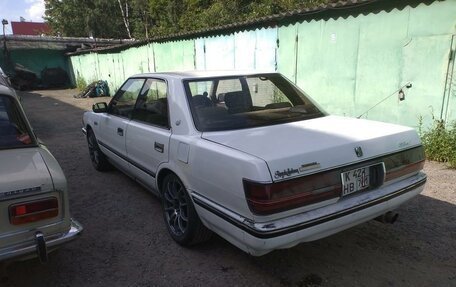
2,35,134,51
67,0,432,56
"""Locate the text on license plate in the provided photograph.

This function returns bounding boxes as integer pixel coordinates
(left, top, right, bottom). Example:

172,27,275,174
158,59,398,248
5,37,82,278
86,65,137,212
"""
341,167,370,196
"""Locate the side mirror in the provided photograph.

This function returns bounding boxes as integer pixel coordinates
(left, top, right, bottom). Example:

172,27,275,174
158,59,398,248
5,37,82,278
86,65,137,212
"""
92,102,108,113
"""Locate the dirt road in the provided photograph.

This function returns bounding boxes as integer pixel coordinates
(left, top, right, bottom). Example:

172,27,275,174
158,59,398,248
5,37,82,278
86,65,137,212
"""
2,89,455,287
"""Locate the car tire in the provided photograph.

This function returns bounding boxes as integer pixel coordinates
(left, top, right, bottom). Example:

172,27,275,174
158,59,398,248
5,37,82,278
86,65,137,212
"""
87,129,111,171
161,173,212,246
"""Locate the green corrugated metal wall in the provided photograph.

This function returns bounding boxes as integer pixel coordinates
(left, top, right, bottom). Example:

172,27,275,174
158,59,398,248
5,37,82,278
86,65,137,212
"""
69,0,456,128
154,40,195,72
281,1,456,128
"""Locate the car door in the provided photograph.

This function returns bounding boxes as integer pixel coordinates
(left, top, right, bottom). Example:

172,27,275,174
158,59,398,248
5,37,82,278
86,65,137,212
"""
96,78,145,172
126,78,171,192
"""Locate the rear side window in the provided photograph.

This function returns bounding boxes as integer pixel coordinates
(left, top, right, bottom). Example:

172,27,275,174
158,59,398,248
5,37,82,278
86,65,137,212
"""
131,79,169,128
0,96,34,148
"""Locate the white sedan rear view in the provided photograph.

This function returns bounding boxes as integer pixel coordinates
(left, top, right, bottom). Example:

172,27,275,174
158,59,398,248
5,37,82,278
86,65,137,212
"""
82,72,426,256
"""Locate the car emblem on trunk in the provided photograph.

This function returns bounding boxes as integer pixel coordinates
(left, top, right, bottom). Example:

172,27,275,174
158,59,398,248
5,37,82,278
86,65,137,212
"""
354,146,363,157
0,186,41,198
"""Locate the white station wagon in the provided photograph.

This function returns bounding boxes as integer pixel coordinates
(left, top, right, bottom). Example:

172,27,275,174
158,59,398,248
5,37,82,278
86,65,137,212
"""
82,71,426,256
0,85,82,262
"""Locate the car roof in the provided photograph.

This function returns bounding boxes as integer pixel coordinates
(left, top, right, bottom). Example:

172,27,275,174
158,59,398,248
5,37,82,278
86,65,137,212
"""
130,70,278,80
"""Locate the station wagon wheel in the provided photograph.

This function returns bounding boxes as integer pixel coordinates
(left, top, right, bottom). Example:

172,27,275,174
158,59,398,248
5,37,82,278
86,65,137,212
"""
87,129,111,171
161,174,212,246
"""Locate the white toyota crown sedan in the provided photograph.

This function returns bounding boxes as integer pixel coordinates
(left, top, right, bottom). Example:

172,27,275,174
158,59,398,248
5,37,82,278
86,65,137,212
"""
0,85,82,262
82,71,426,256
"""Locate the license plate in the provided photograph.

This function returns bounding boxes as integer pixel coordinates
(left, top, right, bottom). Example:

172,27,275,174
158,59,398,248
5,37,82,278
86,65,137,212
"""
341,167,370,196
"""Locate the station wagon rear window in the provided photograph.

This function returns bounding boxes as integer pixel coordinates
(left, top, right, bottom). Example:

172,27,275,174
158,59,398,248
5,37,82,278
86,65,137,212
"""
0,96,35,148
184,74,326,131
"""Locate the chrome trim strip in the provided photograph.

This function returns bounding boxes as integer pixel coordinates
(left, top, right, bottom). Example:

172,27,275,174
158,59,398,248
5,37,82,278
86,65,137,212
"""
192,175,427,239
0,186,41,199
272,145,423,183
0,219,65,240
98,140,156,178
0,218,83,261
81,127,87,135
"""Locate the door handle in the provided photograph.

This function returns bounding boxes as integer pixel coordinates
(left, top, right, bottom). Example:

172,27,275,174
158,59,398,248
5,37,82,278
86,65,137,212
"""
117,127,124,136
154,142,164,153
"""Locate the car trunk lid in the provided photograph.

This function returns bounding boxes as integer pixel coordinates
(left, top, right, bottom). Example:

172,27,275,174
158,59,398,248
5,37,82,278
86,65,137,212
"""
0,148,55,235
0,148,54,197
202,115,421,182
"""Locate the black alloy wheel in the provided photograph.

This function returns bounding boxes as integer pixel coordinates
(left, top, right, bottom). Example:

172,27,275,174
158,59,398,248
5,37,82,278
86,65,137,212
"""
161,173,212,245
87,129,111,171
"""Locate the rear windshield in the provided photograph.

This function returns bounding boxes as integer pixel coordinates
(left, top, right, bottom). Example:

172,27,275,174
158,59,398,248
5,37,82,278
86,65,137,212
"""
0,95,35,149
184,74,325,131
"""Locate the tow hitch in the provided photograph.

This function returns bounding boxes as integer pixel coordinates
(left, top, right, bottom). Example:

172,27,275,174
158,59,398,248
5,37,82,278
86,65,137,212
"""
35,232,48,263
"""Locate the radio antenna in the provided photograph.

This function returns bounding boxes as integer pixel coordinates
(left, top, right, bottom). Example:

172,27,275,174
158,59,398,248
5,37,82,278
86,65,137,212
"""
357,82,412,119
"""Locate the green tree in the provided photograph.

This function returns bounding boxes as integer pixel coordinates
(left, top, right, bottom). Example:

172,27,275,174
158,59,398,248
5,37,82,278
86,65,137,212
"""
130,0,150,38
45,0,331,39
44,0,129,38
44,0,87,37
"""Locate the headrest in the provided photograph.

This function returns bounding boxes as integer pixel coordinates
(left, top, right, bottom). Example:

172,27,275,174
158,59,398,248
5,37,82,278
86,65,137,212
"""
192,94,212,108
224,91,247,109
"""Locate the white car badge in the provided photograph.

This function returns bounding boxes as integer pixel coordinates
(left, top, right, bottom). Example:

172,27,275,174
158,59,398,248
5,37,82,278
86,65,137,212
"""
355,146,363,157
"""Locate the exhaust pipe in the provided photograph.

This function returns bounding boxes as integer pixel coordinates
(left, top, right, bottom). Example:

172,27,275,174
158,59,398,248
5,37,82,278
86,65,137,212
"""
375,211,399,224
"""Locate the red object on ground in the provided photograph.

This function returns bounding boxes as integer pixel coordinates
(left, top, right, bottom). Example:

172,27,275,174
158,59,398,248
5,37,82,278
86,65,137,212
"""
11,21,50,36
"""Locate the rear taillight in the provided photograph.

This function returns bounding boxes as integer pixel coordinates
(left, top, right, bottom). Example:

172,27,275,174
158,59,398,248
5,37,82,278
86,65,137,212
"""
9,198,59,225
385,160,425,181
244,171,341,215
244,146,425,215
384,146,425,182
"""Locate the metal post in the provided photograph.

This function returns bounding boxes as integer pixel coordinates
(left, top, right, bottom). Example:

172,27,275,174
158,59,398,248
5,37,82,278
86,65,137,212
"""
2,19,12,75
2,19,8,52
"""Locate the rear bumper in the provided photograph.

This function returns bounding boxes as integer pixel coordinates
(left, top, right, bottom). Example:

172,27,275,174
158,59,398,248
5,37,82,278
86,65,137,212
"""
193,172,426,256
0,218,83,262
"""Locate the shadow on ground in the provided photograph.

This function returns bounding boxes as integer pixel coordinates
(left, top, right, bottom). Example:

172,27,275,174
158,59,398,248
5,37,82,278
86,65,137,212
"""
2,90,455,287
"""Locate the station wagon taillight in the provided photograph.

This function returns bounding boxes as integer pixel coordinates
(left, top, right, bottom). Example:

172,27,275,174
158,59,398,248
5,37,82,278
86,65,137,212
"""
243,171,341,215
9,198,59,225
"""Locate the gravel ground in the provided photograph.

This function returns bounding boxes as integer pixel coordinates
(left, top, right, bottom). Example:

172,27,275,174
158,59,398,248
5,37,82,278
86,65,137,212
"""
1,89,455,287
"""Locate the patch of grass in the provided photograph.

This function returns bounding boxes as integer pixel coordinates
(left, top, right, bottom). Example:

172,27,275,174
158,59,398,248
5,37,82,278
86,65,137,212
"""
76,75,87,91
419,116,456,168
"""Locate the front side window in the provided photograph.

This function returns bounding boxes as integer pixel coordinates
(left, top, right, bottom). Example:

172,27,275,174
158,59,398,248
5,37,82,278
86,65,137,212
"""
108,78,145,118
131,79,169,128
0,95,35,148
184,74,325,131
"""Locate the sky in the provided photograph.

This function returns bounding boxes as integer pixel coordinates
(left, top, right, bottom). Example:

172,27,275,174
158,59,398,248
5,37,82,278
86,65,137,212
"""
0,0,45,34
